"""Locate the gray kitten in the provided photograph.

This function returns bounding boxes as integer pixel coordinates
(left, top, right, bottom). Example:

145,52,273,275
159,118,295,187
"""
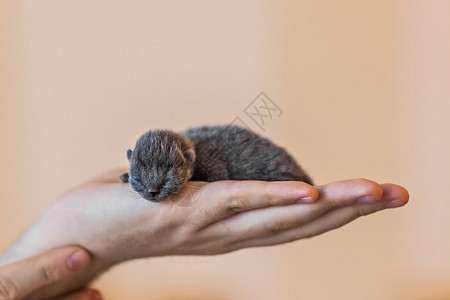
120,124,313,201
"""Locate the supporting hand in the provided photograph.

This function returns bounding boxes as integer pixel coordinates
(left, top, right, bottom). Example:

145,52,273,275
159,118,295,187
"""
0,169,408,299
0,246,100,300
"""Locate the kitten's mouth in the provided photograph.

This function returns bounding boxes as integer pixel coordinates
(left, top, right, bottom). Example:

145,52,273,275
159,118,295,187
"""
141,192,166,202
139,186,180,202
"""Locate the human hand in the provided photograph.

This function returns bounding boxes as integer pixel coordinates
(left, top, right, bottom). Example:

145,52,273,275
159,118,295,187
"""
49,172,407,258
0,246,100,300
0,169,409,299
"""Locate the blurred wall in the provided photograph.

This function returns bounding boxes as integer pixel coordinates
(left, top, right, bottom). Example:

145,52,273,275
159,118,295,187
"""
1,1,449,299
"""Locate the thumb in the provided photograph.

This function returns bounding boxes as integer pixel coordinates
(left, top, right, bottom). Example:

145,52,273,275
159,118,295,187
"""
0,246,91,300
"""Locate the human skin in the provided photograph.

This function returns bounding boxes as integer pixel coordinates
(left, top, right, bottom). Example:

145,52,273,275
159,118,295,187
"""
0,246,100,300
0,169,409,299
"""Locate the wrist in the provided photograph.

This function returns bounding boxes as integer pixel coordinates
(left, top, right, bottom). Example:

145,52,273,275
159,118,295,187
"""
0,200,119,275
0,210,54,266
0,204,118,299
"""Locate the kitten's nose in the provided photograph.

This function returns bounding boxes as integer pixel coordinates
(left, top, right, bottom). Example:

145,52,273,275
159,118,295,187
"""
149,190,160,198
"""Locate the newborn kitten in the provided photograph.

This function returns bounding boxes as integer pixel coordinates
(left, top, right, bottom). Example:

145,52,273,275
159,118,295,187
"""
121,124,313,201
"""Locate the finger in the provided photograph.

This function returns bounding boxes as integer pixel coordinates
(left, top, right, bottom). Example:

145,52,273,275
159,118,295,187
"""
201,179,384,239
378,183,409,208
0,246,91,300
316,178,384,206
189,180,318,228
195,181,403,253
55,289,102,300
230,183,409,250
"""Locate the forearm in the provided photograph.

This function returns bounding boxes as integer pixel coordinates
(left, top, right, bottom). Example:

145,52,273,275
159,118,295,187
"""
0,211,66,266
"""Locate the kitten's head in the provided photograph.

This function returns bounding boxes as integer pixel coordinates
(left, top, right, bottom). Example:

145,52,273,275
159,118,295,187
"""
127,130,196,201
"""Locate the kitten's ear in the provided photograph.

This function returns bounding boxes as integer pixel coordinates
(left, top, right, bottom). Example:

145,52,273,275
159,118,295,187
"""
183,148,196,162
127,149,133,161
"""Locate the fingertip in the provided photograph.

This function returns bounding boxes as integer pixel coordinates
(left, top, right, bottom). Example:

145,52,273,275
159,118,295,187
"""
395,185,410,204
380,183,410,205
309,185,320,201
294,184,319,204
353,178,384,201
266,181,318,204
67,248,91,272
403,187,410,204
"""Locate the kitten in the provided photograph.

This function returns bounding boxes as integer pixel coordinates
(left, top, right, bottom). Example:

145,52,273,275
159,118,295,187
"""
121,125,313,201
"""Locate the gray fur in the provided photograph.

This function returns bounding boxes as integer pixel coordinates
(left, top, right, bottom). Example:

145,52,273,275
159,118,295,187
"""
122,124,313,201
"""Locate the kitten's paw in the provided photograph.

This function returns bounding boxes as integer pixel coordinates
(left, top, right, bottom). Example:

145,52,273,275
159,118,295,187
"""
119,172,129,183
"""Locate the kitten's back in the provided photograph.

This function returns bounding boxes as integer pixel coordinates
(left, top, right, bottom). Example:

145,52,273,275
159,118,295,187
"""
181,125,313,184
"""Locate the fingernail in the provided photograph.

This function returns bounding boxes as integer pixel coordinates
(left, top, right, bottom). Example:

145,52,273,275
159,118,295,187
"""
296,197,314,204
357,196,375,204
67,250,91,271
384,199,404,209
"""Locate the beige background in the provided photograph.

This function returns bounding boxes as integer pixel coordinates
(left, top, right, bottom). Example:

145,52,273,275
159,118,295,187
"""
1,1,449,299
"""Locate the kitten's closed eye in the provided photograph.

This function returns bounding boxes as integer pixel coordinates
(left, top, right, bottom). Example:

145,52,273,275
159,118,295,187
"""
130,176,144,191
